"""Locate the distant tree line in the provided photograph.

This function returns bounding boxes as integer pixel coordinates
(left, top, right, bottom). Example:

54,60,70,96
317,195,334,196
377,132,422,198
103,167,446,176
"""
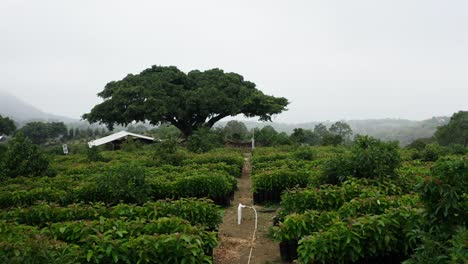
404,111,467,159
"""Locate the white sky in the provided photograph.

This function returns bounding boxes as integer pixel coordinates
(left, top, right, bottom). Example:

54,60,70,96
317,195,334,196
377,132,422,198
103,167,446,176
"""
1,0,467,122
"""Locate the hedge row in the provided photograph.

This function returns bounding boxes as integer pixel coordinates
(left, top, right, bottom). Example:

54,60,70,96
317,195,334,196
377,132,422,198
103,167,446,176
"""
0,220,214,264
252,168,309,204
0,198,222,230
0,169,237,207
278,178,404,220
297,207,424,263
272,194,419,242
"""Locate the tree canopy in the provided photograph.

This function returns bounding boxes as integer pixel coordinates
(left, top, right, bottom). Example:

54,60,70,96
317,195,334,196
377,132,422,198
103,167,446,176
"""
223,120,249,142
329,121,353,139
19,122,67,144
434,111,468,147
290,128,321,146
0,115,16,136
83,66,289,138
1,132,49,178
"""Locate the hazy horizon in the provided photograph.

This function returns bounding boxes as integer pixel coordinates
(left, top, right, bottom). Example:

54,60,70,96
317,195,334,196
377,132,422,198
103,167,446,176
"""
1,0,467,123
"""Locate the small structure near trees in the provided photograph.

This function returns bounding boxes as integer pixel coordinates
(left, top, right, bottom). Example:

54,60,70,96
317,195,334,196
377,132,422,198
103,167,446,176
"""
87,131,155,149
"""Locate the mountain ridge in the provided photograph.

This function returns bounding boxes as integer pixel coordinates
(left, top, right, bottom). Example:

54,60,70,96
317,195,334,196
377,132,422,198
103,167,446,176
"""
0,91,76,123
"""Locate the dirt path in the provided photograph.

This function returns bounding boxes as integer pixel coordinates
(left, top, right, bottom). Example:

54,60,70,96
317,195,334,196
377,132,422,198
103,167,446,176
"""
213,153,283,264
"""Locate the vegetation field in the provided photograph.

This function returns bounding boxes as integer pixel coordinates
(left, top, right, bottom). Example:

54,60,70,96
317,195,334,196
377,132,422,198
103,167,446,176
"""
0,143,244,263
0,106,466,263
250,138,467,263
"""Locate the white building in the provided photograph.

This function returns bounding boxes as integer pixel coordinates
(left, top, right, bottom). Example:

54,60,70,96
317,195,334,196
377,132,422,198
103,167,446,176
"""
87,131,155,149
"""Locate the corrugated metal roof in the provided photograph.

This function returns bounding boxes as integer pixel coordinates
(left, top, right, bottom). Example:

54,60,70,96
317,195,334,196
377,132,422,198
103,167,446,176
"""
88,131,154,148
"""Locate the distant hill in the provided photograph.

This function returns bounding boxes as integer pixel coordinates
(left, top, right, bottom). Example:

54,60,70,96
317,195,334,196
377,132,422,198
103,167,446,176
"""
0,91,76,124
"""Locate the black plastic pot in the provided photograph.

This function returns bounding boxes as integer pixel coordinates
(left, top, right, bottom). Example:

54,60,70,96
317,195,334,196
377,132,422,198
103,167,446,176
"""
279,240,298,262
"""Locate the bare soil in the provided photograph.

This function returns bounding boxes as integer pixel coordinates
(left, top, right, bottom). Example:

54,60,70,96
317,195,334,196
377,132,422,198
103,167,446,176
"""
213,153,284,264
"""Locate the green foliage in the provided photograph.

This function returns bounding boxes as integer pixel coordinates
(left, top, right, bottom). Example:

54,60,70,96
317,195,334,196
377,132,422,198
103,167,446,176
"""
321,153,353,184
2,132,49,178
0,145,245,263
435,111,468,147
417,143,450,162
291,146,315,161
351,135,401,179
252,168,309,194
407,138,429,151
153,139,188,165
0,219,215,264
94,164,150,204
313,123,328,137
83,65,289,138
0,198,222,230
0,114,16,136
329,121,353,140
150,125,181,140
187,128,223,153
289,128,321,146
19,122,67,144
223,120,250,142
173,173,234,202
320,136,401,184
86,147,107,162
448,227,468,263
0,223,82,264
279,178,403,219
322,133,343,146
448,144,467,155
254,126,292,146
418,157,467,230
120,138,144,152
297,207,424,263
273,195,418,242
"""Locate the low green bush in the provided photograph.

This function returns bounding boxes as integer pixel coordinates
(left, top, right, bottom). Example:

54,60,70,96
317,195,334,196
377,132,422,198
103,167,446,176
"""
0,198,222,230
2,133,50,178
297,207,424,263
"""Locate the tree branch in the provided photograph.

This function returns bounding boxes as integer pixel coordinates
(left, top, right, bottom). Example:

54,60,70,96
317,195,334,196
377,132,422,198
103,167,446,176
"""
206,113,228,128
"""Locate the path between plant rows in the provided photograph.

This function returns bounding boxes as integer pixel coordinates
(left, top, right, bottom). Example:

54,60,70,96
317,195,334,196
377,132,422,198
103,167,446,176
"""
213,153,283,264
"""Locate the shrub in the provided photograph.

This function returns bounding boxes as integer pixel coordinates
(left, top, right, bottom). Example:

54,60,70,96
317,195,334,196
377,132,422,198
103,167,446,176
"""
292,147,315,161
153,139,188,166
448,227,468,263
1,132,49,178
297,207,424,263
448,144,467,155
86,147,107,162
420,143,450,162
407,138,428,151
351,135,401,179
405,157,468,264
252,168,309,198
322,134,343,146
187,128,223,153
94,164,150,204
121,138,144,152
321,154,353,184
418,157,467,231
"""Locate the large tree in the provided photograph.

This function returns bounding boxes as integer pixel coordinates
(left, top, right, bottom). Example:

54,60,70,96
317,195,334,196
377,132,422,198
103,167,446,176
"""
435,111,468,147
83,66,289,138
223,120,249,142
19,122,67,144
329,121,353,140
0,115,16,136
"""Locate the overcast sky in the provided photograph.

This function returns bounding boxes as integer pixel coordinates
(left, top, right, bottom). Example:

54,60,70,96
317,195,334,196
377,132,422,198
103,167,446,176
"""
1,0,467,123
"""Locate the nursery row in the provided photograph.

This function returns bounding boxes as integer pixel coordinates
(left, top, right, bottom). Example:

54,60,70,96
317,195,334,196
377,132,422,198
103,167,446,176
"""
0,218,216,263
0,198,222,230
